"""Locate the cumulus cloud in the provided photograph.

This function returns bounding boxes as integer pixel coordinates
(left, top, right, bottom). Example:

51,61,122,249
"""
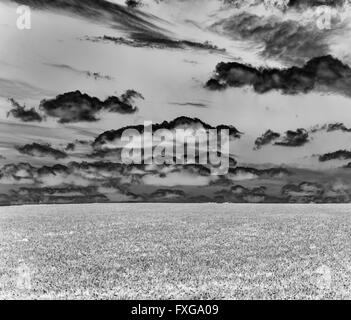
7,99,43,122
206,56,351,97
254,130,280,149
319,149,351,161
16,143,68,160
93,116,242,150
39,90,142,123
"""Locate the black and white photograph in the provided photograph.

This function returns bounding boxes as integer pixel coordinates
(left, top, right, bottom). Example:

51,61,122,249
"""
1,0,351,303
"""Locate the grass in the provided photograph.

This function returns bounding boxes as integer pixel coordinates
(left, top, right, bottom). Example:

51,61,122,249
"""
1,203,351,299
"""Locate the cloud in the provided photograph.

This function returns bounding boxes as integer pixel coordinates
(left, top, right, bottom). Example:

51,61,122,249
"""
280,180,351,203
254,130,280,149
83,35,226,53
11,0,167,38
169,102,208,108
310,122,351,133
288,0,346,9
39,90,142,123
93,116,242,150
149,189,186,200
211,166,290,185
211,11,331,64
0,162,37,184
206,56,351,97
16,143,68,160
6,186,109,205
6,98,43,122
319,149,351,161
275,129,309,147
215,184,280,203
44,63,113,81
281,181,326,202
221,0,346,10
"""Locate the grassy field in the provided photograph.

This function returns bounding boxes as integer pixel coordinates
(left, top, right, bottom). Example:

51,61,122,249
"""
1,203,351,299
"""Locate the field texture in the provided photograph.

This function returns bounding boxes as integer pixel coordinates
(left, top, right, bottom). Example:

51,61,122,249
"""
1,203,351,299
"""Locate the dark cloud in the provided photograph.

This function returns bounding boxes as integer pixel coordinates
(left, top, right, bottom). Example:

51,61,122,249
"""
169,102,208,108
319,150,351,162
275,129,309,147
254,130,280,149
149,189,186,201
93,116,242,150
7,98,43,122
288,0,346,8
206,56,351,97
211,11,332,64
65,143,75,152
16,143,68,160
39,90,142,123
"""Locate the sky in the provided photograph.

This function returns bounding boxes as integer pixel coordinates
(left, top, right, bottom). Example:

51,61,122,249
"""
1,0,351,204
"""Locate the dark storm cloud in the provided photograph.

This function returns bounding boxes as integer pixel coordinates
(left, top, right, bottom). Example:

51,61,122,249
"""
206,55,351,97
254,130,280,149
7,98,43,122
39,90,142,123
83,35,226,53
16,143,68,160
319,150,351,162
211,12,332,64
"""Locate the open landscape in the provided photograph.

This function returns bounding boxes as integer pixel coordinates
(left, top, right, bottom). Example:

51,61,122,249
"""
1,203,351,300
